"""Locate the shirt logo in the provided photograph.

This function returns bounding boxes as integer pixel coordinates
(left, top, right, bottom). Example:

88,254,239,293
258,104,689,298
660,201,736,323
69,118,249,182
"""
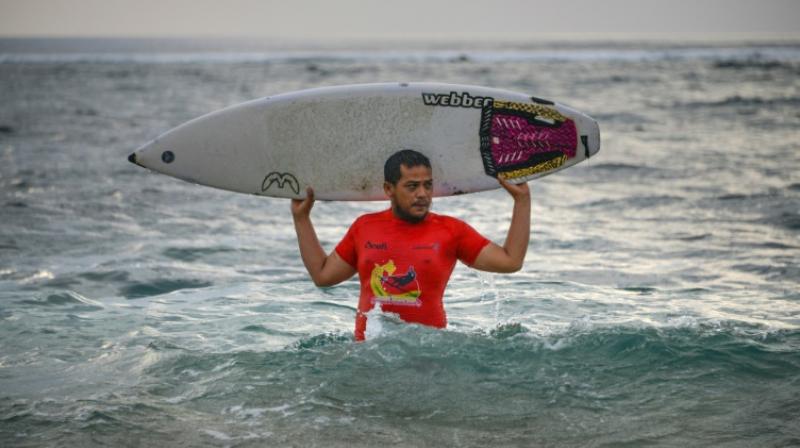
370,259,421,307
365,241,388,250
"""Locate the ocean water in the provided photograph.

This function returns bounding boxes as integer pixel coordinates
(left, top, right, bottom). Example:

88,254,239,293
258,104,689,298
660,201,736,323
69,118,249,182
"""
1,37,799,447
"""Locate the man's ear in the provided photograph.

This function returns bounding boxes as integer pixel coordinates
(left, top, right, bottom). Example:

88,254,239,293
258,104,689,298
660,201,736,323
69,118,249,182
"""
383,181,394,198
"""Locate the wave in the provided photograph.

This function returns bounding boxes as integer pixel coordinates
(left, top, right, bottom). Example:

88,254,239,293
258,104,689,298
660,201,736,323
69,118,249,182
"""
588,112,652,124
2,43,799,65
586,162,656,172
128,320,800,411
765,210,800,231
713,58,798,71
134,318,800,369
5,321,798,446
161,245,240,262
17,290,104,310
284,319,800,363
577,194,684,209
732,262,800,281
138,320,800,433
679,95,800,109
118,278,214,299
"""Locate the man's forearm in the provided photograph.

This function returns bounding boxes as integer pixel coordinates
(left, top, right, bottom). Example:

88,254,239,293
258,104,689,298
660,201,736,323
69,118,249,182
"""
502,197,531,269
293,215,328,284
471,180,532,273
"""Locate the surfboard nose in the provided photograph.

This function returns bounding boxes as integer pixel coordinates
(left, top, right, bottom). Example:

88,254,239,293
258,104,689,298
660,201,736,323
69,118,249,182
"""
127,152,143,167
128,139,160,170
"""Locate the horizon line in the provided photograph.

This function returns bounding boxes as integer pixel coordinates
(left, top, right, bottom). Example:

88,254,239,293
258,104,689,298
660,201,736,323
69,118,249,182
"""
2,31,800,42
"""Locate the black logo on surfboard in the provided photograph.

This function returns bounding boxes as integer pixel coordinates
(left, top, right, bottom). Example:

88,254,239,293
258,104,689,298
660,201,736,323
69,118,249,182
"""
421,91,493,109
261,172,300,195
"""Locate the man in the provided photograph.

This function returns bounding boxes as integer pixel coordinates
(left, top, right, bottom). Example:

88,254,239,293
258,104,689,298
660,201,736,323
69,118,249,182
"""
291,149,530,340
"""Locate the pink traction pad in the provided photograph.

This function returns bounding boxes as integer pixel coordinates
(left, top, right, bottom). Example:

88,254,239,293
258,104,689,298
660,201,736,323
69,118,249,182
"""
490,113,577,167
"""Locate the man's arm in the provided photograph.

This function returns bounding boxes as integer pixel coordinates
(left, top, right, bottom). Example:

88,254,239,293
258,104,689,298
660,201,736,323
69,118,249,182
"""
470,178,531,273
291,187,357,287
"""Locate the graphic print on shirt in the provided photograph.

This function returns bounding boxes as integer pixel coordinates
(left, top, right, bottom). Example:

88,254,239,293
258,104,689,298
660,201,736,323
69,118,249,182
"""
370,259,422,306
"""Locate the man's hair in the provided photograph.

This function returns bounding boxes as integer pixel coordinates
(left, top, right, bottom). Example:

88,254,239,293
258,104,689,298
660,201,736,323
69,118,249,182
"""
384,149,431,184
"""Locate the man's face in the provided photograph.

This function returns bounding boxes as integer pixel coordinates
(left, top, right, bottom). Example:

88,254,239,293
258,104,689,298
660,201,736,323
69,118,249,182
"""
384,164,433,223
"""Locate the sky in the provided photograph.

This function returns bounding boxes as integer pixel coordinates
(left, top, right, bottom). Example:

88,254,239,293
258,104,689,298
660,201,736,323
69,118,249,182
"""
0,0,798,40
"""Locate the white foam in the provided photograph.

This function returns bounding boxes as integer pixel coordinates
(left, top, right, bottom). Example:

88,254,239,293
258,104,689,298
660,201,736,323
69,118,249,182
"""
19,270,54,284
202,429,232,441
363,309,385,340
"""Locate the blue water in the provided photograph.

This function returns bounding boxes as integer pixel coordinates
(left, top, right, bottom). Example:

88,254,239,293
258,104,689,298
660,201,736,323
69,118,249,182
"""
1,37,799,446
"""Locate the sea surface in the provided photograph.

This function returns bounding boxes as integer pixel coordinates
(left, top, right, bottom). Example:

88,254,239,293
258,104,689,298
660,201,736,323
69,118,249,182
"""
1,37,799,447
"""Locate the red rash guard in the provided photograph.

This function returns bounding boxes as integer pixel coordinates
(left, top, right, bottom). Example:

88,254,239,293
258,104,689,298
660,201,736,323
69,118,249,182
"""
335,209,490,341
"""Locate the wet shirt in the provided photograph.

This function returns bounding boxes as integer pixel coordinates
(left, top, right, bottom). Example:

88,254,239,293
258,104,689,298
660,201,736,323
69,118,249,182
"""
335,209,490,340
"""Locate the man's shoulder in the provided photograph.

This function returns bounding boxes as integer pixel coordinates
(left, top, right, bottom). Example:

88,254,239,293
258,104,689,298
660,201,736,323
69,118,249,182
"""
351,209,393,227
428,212,466,228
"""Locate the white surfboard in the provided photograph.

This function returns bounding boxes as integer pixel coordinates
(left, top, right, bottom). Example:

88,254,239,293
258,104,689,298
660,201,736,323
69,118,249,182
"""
129,82,600,201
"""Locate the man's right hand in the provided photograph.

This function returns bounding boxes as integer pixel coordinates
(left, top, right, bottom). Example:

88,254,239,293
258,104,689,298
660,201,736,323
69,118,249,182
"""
291,187,315,220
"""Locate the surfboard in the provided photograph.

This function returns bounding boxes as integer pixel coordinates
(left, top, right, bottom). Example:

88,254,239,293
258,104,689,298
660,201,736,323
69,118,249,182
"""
129,82,600,201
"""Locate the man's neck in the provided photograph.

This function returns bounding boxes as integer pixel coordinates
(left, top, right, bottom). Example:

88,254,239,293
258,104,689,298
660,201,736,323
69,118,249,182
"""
391,205,427,224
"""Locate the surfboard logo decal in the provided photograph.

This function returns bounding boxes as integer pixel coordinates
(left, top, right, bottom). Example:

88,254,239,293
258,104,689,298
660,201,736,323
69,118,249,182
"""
421,91,492,109
261,172,300,195
479,100,578,180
